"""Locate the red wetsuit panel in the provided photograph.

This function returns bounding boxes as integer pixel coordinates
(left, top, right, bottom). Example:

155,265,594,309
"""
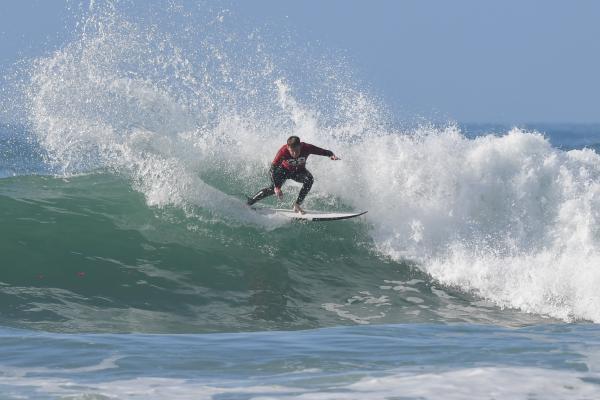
272,142,332,172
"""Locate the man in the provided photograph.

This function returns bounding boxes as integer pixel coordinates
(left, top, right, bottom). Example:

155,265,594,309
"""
247,136,340,214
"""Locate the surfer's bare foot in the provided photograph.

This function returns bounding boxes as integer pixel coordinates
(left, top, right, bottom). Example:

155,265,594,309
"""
293,203,305,214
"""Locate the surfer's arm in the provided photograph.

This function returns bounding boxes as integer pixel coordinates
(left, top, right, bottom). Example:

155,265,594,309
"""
269,165,285,198
269,164,286,190
304,143,338,160
269,164,281,183
270,146,287,188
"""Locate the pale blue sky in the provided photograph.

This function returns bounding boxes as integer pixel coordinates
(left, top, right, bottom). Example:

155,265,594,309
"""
1,0,598,123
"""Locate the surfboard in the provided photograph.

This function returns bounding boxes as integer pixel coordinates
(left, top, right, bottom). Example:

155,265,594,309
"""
252,207,367,221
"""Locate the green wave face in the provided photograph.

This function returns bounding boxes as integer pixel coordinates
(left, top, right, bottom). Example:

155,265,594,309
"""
0,174,543,333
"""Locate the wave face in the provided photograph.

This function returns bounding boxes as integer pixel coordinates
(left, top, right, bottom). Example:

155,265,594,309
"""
3,173,542,333
2,2,600,332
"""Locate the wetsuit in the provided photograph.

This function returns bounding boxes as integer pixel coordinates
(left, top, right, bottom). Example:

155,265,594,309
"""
247,142,334,206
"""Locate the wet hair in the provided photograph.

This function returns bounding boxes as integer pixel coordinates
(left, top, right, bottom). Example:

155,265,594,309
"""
287,136,301,147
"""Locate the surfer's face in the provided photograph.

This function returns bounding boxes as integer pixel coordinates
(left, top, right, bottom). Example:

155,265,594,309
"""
288,145,301,158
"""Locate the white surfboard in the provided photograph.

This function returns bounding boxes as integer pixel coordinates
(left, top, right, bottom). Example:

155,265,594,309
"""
252,207,367,221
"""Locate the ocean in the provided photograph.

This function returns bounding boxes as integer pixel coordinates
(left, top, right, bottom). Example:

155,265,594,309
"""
2,3,600,399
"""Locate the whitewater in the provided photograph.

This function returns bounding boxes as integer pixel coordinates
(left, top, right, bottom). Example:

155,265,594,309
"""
1,2,600,399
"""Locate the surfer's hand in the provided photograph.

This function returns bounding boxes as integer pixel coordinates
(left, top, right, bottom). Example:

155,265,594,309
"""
330,154,340,160
274,187,283,199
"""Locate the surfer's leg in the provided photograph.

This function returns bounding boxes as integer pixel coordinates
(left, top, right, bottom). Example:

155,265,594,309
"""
292,170,314,205
247,187,274,205
247,168,288,205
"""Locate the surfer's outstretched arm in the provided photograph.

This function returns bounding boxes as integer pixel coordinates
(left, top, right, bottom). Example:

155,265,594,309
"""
304,143,340,160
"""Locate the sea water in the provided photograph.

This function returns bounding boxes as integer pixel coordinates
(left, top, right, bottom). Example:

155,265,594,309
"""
2,2,600,399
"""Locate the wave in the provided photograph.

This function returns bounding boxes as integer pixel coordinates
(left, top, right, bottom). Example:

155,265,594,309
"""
3,173,541,333
2,2,600,331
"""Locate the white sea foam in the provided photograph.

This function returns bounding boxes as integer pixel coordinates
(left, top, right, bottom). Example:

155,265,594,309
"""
0,366,598,400
23,4,600,322
328,127,600,322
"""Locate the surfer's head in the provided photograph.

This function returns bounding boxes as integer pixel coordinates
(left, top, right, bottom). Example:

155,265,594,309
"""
287,136,301,157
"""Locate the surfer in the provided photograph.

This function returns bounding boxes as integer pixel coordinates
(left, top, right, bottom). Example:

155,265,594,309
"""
247,136,339,214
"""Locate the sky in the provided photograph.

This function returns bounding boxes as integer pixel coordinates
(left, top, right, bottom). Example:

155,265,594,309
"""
1,0,598,123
